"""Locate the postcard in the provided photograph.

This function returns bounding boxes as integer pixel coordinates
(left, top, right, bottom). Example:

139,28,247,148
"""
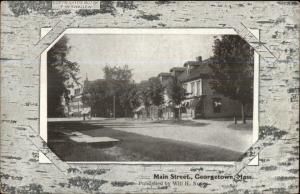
1,1,299,194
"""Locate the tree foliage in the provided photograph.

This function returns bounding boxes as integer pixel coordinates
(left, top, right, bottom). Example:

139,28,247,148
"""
104,65,138,116
137,80,151,109
103,65,132,82
137,77,164,107
47,36,79,117
166,76,186,119
210,35,254,104
166,77,185,106
210,35,254,123
82,65,139,117
82,79,107,116
147,77,164,106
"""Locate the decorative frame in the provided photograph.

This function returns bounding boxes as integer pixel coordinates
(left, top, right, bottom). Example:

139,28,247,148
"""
1,1,298,193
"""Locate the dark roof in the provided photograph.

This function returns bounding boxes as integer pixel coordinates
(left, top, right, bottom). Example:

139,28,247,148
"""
183,61,201,67
158,72,172,77
201,57,216,65
178,58,214,82
170,67,185,72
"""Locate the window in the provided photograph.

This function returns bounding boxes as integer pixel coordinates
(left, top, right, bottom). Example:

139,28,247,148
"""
212,98,222,113
196,80,202,96
75,88,81,95
187,66,191,75
191,82,195,96
183,84,187,93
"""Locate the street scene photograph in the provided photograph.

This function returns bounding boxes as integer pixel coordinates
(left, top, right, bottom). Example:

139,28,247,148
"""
47,32,255,162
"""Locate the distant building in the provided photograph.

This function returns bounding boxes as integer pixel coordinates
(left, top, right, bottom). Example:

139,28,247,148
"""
158,72,172,105
133,105,147,119
157,72,173,119
62,75,91,118
170,67,185,77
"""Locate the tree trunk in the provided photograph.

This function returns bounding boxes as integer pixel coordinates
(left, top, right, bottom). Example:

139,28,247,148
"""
241,103,246,124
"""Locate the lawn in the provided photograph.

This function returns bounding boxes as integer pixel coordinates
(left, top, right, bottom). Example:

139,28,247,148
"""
227,123,253,131
152,119,209,127
48,121,244,162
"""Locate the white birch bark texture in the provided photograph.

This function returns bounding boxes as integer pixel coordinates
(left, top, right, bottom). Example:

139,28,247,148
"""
0,1,299,193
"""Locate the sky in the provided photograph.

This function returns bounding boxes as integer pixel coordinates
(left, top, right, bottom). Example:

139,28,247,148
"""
65,34,218,83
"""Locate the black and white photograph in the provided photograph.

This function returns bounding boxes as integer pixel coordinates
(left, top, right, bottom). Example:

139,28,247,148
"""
46,30,256,162
1,1,299,194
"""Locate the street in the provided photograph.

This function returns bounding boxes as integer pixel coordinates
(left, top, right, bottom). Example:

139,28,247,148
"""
47,118,253,162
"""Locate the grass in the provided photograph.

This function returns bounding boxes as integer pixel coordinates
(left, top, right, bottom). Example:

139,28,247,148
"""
152,119,209,127
227,123,252,131
48,121,243,162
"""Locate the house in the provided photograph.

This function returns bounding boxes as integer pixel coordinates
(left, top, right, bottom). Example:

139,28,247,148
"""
178,56,251,119
133,105,147,119
62,75,91,118
158,56,252,120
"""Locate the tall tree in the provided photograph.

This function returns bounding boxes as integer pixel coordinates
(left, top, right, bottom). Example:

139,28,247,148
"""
136,77,164,118
210,35,254,123
103,65,132,81
101,65,136,117
82,79,108,117
148,77,164,106
137,80,152,117
166,77,186,119
119,82,140,117
47,36,79,117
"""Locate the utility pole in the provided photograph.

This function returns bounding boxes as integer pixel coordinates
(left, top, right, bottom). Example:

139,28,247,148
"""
113,95,116,120
178,105,181,120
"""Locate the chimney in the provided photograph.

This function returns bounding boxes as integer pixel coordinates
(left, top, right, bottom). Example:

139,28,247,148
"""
196,56,202,62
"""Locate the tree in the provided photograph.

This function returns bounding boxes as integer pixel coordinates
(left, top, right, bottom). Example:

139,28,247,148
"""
166,76,186,119
47,36,79,117
82,79,107,117
147,77,164,119
103,65,132,81
148,77,164,106
210,35,254,124
83,65,138,118
137,80,152,117
104,65,135,117
136,77,164,118
127,83,141,110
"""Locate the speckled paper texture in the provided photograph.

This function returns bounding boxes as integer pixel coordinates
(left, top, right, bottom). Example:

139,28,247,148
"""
0,1,299,193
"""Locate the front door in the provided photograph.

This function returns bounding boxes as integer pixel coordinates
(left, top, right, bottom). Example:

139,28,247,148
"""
195,98,204,119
